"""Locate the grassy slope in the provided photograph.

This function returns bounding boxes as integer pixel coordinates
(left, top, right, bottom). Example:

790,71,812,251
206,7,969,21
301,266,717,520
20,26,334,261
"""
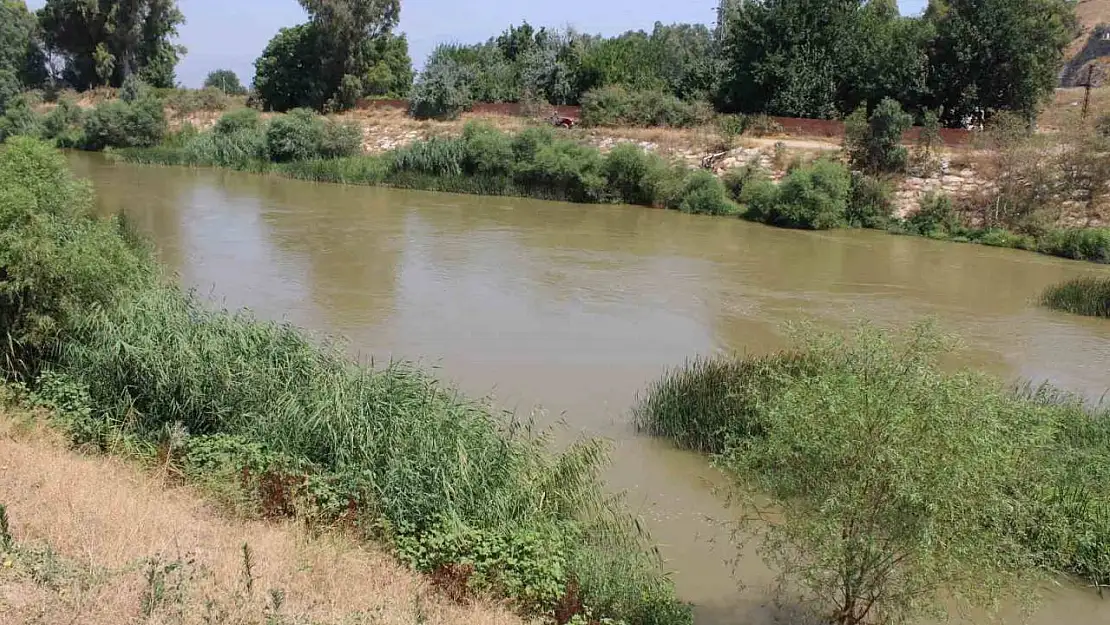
0,408,528,625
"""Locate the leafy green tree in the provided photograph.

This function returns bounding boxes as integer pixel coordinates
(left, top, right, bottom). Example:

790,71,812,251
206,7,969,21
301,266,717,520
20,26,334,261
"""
649,22,721,100
408,54,474,120
715,0,858,118
926,0,1076,125
37,0,186,89
253,1,411,111
835,0,933,114
253,24,331,112
844,97,913,173
0,0,48,112
577,31,664,95
720,322,1050,625
204,69,247,95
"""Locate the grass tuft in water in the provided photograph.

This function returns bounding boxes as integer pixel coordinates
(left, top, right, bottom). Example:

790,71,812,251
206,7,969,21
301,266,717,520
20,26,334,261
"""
1040,276,1110,318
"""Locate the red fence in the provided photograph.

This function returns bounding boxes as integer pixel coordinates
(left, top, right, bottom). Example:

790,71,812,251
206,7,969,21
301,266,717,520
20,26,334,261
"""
355,99,973,145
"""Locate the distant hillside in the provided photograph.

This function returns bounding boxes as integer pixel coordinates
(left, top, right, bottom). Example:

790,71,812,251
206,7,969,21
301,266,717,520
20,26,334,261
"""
1062,0,1110,87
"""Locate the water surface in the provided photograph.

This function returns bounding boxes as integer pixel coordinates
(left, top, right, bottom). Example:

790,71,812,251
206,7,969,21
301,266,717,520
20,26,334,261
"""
74,153,1110,624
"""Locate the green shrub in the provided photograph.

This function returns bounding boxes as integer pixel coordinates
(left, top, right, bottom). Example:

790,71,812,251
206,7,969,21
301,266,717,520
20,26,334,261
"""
580,86,710,128
721,159,766,202
846,173,893,228
744,159,851,229
633,353,814,453
738,177,779,220
637,322,1110,617
82,94,167,150
265,108,325,162
603,143,670,206
0,92,42,141
409,57,474,120
389,136,466,176
318,119,362,159
214,108,262,135
40,98,84,147
906,193,961,237
1040,277,1110,318
673,170,735,215
844,98,912,174
119,75,151,104
459,122,514,176
0,138,152,377
278,155,389,185
972,228,1035,250
1038,228,1110,263
183,129,269,169
515,138,607,202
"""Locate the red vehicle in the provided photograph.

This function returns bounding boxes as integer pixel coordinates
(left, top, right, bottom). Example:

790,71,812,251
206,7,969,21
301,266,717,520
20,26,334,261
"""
549,114,577,129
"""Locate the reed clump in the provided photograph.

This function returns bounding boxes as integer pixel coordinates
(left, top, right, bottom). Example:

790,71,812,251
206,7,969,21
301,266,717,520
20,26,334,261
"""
1040,276,1110,318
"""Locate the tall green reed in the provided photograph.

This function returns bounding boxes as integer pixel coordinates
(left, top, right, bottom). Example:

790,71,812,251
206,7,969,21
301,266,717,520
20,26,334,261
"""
1040,276,1110,318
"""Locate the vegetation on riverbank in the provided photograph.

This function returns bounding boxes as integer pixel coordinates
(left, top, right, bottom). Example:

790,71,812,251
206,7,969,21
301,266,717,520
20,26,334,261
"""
0,136,691,624
0,403,529,625
633,323,1110,624
1041,276,1110,318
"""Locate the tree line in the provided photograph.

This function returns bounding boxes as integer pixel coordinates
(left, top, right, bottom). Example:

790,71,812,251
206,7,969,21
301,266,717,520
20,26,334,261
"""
0,0,1080,127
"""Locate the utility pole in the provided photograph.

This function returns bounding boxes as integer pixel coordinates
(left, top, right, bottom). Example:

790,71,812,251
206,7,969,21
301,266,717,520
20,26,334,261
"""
1082,64,1095,120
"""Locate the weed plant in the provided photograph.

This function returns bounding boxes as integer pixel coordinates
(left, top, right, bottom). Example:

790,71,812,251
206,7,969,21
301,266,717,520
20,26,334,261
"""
1040,277,1110,318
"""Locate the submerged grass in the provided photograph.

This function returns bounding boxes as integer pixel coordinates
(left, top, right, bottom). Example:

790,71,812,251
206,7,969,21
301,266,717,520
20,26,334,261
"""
1,138,691,624
1040,276,1110,318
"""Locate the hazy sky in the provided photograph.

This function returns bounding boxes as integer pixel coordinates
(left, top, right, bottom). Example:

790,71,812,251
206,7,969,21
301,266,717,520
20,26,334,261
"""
25,0,930,87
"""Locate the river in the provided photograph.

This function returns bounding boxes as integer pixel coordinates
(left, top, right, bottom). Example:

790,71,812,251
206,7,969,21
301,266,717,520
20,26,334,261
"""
71,152,1110,624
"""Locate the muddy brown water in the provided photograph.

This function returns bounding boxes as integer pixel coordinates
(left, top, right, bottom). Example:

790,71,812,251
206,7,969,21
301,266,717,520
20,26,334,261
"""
71,152,1110,624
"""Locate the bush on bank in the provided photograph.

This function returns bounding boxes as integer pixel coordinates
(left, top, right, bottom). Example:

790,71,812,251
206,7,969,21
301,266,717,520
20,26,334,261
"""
580,86,713,129
633,322,1110,617
4,95,1104,266
115,110,736,215
0,137,691,625
1040,276,1110,318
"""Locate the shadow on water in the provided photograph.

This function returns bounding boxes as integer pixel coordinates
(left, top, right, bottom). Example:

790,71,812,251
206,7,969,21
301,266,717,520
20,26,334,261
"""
73,152,1110,624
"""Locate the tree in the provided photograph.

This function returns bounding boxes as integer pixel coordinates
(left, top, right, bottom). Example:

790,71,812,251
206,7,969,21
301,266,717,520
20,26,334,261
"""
204,69,247,95
0,0,48,112
37,0,186,89
253,0,411,111
715,0,861,118
720,322,1050,625
844,97,913,174
926,0,1076,125
649,22,721,101
408,53,474,120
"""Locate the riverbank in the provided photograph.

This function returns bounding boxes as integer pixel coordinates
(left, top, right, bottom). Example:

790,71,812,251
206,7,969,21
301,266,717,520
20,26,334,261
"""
5,89,1110,264
0,137,691,625
0,404,528,625
112,112,1110,266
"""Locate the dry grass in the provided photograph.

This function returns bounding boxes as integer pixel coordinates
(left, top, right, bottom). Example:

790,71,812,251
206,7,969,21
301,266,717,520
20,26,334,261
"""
1039,87,1110,130
0,409,529,625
